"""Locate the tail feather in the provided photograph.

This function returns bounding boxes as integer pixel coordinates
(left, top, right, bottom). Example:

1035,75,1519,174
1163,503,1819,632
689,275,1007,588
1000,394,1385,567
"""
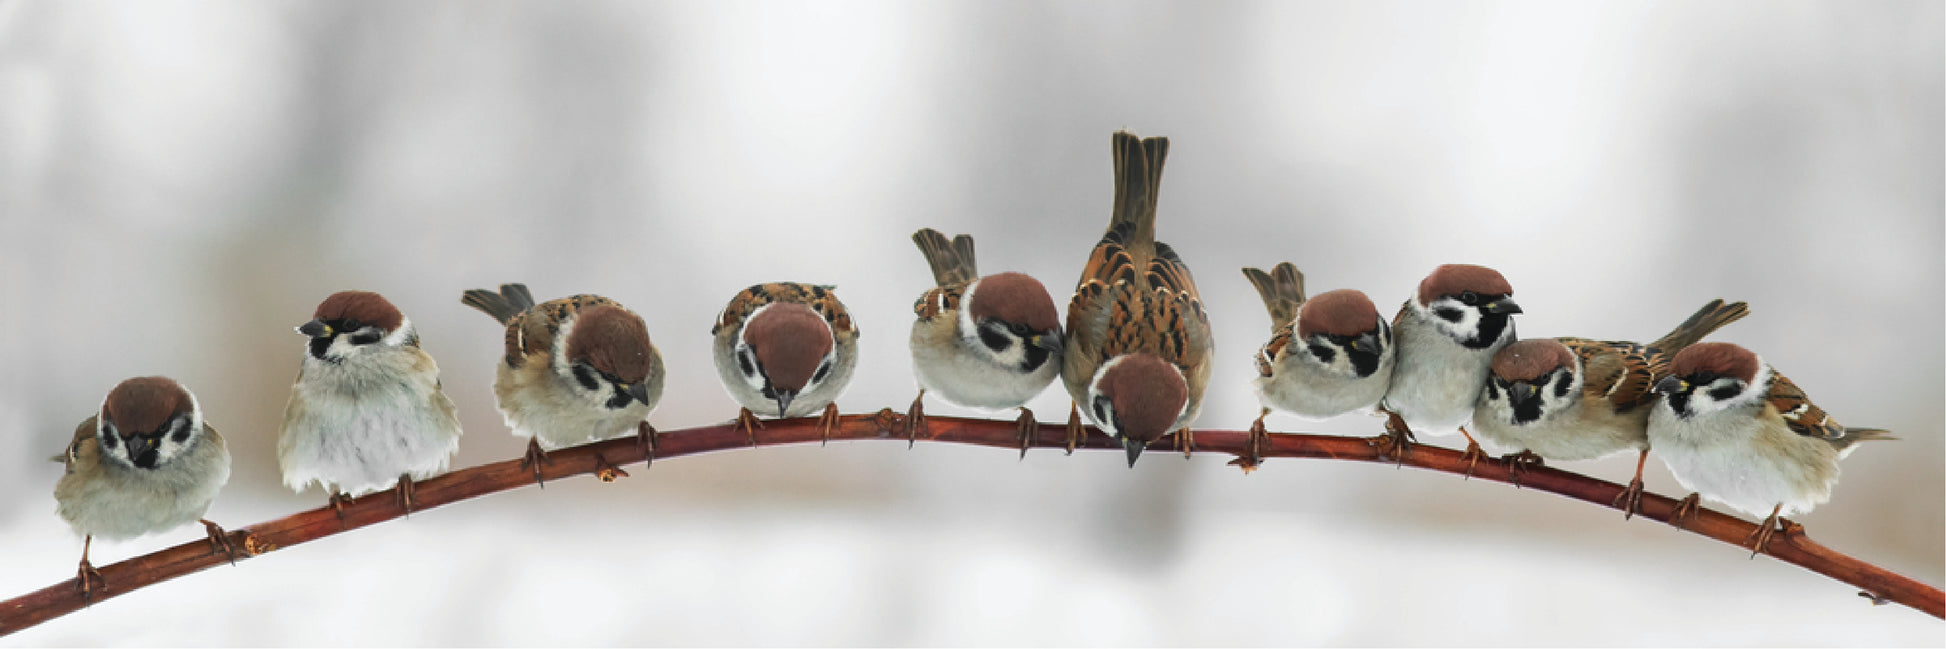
912,228,979,287
1650,299,1750,353
461,283,537,325
1108,131,1169,254
1241,262,1306,328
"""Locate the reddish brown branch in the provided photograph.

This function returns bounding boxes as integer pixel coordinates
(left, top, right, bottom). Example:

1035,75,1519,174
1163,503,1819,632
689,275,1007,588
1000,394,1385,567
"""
2,410,1938,636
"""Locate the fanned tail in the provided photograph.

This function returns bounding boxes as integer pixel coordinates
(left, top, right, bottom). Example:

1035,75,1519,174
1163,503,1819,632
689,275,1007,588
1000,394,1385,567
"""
1650,299,1750,353
460,283,538,325
1241,262,1306,329
912,228,978,287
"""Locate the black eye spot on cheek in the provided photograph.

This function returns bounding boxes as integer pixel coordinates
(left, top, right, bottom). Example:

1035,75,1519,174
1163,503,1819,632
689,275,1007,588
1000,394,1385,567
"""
1554,371,1574,398
170,418,191,444
978,326,1011,352
349,330,382,345
812,361,831,384
1707,382,1742,402
572,365,600,391
1306,343,1336,365
1485,379,1501,399
738,349,757,377
101,433,118,449
1092,397,1109,424
1434,307,1464,323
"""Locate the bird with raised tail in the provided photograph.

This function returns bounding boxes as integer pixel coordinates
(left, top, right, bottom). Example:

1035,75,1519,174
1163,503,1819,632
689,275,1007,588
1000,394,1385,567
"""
907,228,1064,454
1472,299,1748,515
1646,342,1892,554
462,283,664,483
55,376,233,600
278,291,462,514
712,282,859,443
1240,262,1393,470
1062,131,1214,467
1378,264,1521,462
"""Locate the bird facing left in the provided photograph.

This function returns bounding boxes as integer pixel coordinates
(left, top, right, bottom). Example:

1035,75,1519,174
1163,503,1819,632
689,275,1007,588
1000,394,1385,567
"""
277,290,463,515
54,376,233,600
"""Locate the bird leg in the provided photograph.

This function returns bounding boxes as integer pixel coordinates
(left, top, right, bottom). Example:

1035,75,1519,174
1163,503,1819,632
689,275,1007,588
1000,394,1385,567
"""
592,452,629,482
1746,504,1786,558
1231,409,1271,474
1065,402,1085,455
635,421,658,468
1501,450,1545,487
1457,427,1486,479
394,473,417,514
200,519,238,566
904,390,927,449
73,535,104,602
737,407,764,447
1668,493,1702,529
817,402,841,444
1015,407,1038,460
1368,409,1415,465
1175,427,1195,459
1612,449,1650,520
328,491,352,520
520,438,552,488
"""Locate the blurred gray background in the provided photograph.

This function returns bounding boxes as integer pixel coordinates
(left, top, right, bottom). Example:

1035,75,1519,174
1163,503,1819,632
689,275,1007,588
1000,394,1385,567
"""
1,0,1939,645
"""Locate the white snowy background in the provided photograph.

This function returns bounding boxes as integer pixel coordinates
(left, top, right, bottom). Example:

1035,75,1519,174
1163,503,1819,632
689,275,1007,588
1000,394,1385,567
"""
1,1,1940,645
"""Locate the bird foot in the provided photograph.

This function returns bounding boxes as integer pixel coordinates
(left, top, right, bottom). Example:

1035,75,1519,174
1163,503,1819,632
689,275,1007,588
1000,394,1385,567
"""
328,491,352,520
737,407,764,447
394,473,417,514
1175,427,1195,459
904,391,927,449
1668,493,1702,530
1747,507,1786,558
201,519,239,566
520,438,552,488
1502,450,1545,487
1458,441,1487,479
1015,408,1037,460
1230,411,1270,474
1065,403,1084,455
817,402,841,444
592,452,629,483
636,421,658,468
73,558,104,602
1612,478,1646,521
1368,412,1415,465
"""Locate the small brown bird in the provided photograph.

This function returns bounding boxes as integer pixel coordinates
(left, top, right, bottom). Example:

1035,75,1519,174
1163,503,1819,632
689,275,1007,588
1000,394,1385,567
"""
1647,342,1893,554
55,376,232,600
907,228,1063,453
1471,299,1748,514
712,282,859,442
1378,264,1521,462
462,284,664,483
1062,131,1214,467
1241,262,1394,469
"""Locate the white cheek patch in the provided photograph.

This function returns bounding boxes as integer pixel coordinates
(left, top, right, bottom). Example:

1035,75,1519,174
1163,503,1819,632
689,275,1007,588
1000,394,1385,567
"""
1415,297,1482,340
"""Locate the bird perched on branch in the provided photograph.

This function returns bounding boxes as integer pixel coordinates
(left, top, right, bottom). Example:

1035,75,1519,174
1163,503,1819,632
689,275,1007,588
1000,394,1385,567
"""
1472,299,1748,514
1240,262,1393,470
278,291,462,514
1377,264,1521,463
906,228,1063,455
462,283,663,484
1647,342,1893,554
712,282,859,443
55,376,232,600
1062,130,1214,467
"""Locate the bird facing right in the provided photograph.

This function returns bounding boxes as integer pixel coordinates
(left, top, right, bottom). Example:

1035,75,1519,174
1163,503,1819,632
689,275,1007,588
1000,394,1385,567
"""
1378,264,1522,460
55,376,233,600
1062,130,1214,467
1240,262,1393,469
1647,342,1893,554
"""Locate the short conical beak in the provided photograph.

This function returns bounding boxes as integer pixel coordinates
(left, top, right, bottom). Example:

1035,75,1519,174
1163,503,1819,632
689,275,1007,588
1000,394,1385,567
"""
1034,330,1065,355
1509,381,1536,403
1122,437,1146,468
1484,299,1522,315
774,391,797,419
125,436,156,465
1653,376,1686,395
297,320,331,338
628,382,651,404
1352,332,1380,354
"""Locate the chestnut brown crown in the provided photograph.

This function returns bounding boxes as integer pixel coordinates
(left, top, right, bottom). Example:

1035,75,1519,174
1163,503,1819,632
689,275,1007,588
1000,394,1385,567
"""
102,376,196,437
1096,354,1187,444
312,290,405,332
1416,264,1514,306
1491,339,1576,382
565,305,655,384
1669,342,1761,383
968,272,1060,333
1296,289,1380,339
744,303,833,392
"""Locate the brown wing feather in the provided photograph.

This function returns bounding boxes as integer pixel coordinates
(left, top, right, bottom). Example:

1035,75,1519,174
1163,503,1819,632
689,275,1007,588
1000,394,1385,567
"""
913,284,964,321
1558,337,1662,412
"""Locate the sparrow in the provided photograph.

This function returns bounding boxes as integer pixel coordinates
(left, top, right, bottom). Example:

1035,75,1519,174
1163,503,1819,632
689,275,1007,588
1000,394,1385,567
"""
54,376,232,600
1377,264,1521,463
462,284,664,484
712,282,859,443
1472,299,1748,514
277,290,462,515
1240,262,1393,470
1063,130,1214,467
1647,342,1893,554
907,228,1064,455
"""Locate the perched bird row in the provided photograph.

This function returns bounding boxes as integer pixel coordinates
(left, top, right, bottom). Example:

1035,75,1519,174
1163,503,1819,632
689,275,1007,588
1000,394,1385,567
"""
50,131,1890,600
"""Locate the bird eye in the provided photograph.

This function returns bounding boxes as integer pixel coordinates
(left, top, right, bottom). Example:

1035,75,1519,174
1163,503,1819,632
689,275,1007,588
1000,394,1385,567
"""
1458,291,1479,305
342,319,362,331
1009,322,1031,336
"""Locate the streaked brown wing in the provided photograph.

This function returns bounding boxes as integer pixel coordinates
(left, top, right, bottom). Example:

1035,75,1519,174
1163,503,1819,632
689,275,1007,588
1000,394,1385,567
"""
913,284,965,321
1766,371,1844,440
1558,337,1661,412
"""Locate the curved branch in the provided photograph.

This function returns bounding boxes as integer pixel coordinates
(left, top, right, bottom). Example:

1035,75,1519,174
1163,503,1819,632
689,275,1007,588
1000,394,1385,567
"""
2,409,1938,636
